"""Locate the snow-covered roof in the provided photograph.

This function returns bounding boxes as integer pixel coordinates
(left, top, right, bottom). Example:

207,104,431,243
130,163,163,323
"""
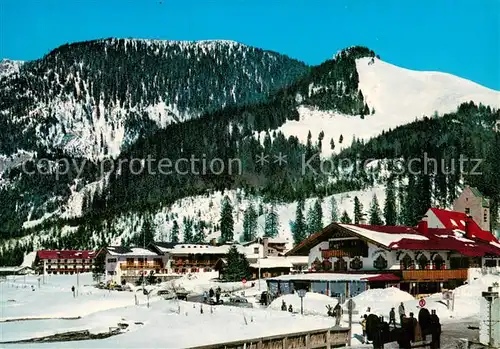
267,273,375,282
338,224,429,248
106,246,160,257
249,256,308,269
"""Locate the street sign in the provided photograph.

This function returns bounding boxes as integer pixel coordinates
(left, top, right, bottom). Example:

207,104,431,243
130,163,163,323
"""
297,289,306,315
419,298,426,307
443,291,453,300
242,278,247,284
347,299,356,311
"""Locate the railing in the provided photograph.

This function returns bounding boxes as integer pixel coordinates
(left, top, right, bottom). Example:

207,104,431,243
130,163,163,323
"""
120,263,164,270
186,327,350,349
402,269,468,281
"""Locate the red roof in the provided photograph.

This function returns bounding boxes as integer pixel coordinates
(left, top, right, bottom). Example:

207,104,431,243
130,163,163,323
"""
429,208,498,243
362,274,400,282
36,250,96,260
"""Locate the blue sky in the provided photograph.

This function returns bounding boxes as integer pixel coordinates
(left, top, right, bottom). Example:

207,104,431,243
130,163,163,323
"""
1,0,499,90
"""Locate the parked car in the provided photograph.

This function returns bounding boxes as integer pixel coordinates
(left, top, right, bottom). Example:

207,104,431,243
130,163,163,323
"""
220,295,253,308
158,289,176,300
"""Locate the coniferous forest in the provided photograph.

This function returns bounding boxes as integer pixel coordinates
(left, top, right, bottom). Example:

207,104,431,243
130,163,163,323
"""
0,40,499,265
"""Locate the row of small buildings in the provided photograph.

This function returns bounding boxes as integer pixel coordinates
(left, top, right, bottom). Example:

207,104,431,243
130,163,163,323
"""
33,238,309,283
30,186,500,301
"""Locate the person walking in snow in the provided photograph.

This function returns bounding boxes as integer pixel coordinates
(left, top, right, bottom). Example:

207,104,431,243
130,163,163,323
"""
71,285,75,298
361,314,367,344
389,307,397,328
288,304,293,313
203,290,208,303
215,287,221,304
398,302,406,326
334,303,342,326
430,310,441,349
209,288,214,299
281,300,287,311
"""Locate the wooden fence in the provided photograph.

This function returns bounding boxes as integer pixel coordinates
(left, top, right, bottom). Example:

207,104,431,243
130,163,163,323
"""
186,327,350,349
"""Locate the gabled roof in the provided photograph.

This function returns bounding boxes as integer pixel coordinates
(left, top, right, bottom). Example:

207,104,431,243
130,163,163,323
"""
36,250,95,260
286,216,500,258
428,208,498,243
469,186,484,198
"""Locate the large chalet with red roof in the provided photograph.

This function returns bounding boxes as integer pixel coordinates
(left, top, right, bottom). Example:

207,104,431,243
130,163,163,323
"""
285,186,500,296
34,250,96,275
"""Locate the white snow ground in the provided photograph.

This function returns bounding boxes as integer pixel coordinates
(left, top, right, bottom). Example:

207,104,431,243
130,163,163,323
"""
1,272,499,348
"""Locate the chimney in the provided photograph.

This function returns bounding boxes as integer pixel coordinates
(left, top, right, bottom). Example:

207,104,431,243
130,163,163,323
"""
417,219,428,236
465,215,473,239
263,237,269,258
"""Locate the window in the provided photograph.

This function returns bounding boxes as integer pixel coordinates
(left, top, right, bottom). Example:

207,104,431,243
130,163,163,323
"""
126,258,134,264
253,247,259,254
373,255,388,270
107,258,117,263
465,208,470,215
349,257,363,270
484,259,497,268
334,258,348,272
417,254,429,270
484,209,488,223
433,254,444,269
401,254,413,270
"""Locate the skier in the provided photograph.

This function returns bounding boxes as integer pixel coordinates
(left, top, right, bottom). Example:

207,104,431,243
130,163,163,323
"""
389,307,397,328
398,302,406,326
430,310,441,349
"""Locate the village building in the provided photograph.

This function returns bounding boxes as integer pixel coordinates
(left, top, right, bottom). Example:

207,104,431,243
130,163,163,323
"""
34,250,95,275
0,265,34,277
285,209,500,297
452,185,490,231
99,246,170,284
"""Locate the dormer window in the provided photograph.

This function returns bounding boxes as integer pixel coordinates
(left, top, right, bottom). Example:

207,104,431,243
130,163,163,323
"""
484,209,488,223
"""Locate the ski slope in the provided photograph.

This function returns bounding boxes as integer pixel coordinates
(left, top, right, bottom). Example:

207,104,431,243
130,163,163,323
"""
276,57,500,156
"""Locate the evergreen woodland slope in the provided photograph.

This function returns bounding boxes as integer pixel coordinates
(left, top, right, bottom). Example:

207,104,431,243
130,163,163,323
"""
1,41,500,265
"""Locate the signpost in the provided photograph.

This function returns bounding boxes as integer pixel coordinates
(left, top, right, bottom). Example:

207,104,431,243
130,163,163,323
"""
297,289,306,315
419,298,426,308
346,299,356,347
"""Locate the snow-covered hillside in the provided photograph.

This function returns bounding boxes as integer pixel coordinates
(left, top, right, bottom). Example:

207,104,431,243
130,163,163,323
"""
0,59,23,79
275,57,500,156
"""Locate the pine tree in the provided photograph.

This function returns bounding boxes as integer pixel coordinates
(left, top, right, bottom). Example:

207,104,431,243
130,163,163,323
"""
219,196,234,243
293,198,307,245
353,196,364,224
242,203,258,242
384,179,397,226
223,245,251,281
340,210,352,223
369,194,384,225
183,218,193,243
137,217,155,247
193,223,205,243
330,196,339,222
92,251,106,282
264,204,279,238
171,220,180,243
307,199,323,235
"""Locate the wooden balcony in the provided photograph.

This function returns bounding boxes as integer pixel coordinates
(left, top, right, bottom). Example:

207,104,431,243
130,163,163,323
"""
402,269,468,281
120,263,163,270
321,249,352,258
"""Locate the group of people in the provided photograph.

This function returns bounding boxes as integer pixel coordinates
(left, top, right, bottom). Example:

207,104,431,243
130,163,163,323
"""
203,286,222,304
280,300,293,312
360,302,442,348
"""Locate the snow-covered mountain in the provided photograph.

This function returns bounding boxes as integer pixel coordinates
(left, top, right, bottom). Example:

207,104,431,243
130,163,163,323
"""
0,38,307,159
275,57,500,156
1,43,499,264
